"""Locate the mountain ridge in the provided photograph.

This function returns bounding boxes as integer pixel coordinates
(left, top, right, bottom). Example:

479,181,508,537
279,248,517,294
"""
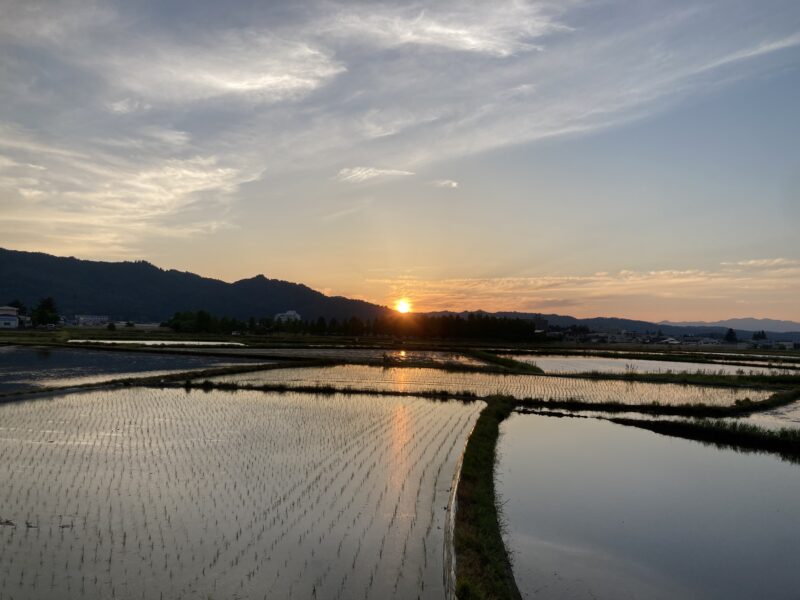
659,317,800,333
0,248,390,322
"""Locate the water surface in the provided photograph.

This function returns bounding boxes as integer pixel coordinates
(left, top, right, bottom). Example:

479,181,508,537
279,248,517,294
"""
498,414,800,599
204,365,772,406
0,345,261,393
0,388,481,599
504,354,791,375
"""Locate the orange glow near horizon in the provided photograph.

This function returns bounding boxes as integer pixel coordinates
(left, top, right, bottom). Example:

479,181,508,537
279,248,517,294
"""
394,298,412,313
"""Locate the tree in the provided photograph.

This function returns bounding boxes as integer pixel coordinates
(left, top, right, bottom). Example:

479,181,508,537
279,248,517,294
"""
7,299,27,315
107,322,117,331
31,297,59,326
752,330,767,340
724,328,738,343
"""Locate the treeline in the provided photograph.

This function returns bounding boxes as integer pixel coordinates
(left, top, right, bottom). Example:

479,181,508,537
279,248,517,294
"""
5,297,59,326
164,310,545,342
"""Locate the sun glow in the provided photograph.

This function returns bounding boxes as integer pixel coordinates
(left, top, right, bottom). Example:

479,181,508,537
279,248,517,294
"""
394,298,412,313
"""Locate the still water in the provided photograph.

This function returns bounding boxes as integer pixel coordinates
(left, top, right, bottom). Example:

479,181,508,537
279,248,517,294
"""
498,414,800,599
0,345,260,393
0,389,481,599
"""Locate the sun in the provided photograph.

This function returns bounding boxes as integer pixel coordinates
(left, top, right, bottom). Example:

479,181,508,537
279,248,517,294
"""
394,298,412,313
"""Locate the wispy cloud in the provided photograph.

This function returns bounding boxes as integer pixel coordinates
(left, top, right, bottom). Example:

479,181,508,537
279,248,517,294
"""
722,258,800,269
371,260,800,320
431,179,459,188
336,167,415,183
321,3,567,57
0,0,797,255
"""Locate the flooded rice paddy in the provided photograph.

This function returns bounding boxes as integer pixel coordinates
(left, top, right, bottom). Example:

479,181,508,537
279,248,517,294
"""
202,364,772,406
733,400,800,431
503,354,790,375
0,346,263,394
182,347,486,366
68,340,246,347
0,388,482,599
498,414,800,599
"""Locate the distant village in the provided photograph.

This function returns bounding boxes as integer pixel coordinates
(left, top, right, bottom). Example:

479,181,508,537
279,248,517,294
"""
545,326,798,350
2,303,797,349
0,305,303,330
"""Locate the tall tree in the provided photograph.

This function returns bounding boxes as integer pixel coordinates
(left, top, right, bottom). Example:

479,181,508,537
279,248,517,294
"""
31,297,59,326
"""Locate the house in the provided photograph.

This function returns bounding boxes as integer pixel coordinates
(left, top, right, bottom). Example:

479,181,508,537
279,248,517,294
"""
0,306,19,329
274,310,301,323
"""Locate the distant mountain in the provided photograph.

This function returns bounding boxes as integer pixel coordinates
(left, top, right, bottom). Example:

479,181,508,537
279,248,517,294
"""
660,318,800,333
0,248,390,322
428,310,800,342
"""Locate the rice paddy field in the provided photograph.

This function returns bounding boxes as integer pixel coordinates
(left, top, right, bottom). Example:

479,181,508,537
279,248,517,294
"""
498,414,800,599
0,346,264,394
733,400,800,431
68,340,247,347
0,388,482,600
502,354,792,375
179,347,487,366
200,364,773,406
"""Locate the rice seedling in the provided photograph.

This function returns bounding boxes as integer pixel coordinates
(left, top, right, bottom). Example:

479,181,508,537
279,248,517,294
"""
199,365,773,407
0,388,482,599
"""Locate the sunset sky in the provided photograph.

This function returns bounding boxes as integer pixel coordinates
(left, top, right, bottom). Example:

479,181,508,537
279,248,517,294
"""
1,1,798,320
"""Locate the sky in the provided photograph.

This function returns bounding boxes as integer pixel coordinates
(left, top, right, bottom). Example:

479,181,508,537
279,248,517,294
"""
1,0,799,321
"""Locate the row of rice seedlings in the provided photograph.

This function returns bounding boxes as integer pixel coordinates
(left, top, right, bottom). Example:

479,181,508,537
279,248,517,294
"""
202,365,773,406
0,387,481,599
208,347,486,367
502,354,794,375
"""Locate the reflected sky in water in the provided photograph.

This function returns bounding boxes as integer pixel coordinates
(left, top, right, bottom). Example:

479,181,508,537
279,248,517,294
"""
498,414,800,599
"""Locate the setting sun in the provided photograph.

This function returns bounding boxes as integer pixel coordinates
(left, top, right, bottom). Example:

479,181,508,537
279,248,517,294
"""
394,298,412,313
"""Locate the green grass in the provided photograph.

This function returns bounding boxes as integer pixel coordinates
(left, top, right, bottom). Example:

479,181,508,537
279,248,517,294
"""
454,396,521,600
183,379,480,403
562,369,800,389
607,416,800,464
515,386,800,418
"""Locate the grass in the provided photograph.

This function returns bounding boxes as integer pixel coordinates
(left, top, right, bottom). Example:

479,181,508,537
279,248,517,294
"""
606,417,800,464
181,379,480,403
453,396,521,600
515,386,800,418
562,369,800,389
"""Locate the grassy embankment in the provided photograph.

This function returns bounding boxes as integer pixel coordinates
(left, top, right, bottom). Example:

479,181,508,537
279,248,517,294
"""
557,370,800,389
502,347,800,366
515,386,800,418
453,396,521,600
186,379,480,403
608,417,800,463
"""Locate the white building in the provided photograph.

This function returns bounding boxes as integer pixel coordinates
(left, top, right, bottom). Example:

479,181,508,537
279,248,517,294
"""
274,310,301,323
0,306,19,329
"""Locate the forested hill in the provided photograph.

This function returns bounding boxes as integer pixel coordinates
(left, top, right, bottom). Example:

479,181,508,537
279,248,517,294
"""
0,248,390,322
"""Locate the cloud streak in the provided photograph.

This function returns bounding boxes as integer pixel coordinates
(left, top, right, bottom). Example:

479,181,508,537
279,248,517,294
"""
0,0,798,257
336,167,415,183
372,260,800,320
